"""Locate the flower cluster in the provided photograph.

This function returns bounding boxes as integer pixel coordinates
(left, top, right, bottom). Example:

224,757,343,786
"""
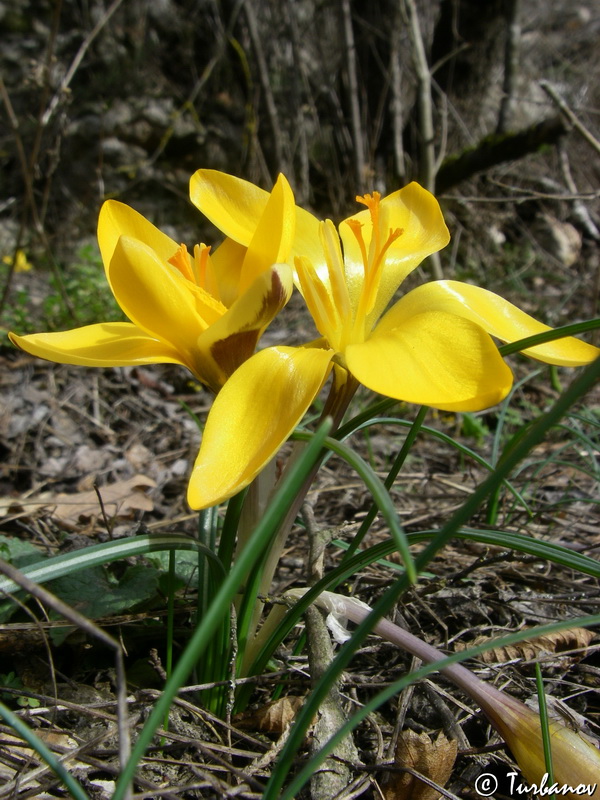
10,170,599,509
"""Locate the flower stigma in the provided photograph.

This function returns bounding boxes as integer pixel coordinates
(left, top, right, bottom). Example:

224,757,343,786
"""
167,241,227,330
295,191,406,358
348,191,404,341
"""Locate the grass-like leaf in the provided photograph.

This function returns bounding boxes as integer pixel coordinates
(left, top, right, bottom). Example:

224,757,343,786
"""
279,611,600,800
0,700,90,800
498,317,600,357
0,533,224,597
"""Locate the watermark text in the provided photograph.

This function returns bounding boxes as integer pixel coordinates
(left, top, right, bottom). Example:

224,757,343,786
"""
475,771,597,797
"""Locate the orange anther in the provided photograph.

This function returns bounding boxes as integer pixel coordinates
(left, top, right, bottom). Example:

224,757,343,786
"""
168,243,195,283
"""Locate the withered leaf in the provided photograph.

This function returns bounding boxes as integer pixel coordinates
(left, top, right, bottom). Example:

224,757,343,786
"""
456,627,596,664
1,475,156,527
382,730,457,800
0,729,86,787
234,696,304,733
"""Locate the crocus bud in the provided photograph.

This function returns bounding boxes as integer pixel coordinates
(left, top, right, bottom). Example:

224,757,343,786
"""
475,684,600,798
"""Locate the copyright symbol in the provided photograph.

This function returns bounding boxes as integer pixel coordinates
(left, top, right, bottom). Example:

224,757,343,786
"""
475,773,498,797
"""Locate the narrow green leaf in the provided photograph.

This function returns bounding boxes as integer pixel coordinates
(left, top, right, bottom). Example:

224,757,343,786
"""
0,533,224,596
498,318,600,357
535,662,555,797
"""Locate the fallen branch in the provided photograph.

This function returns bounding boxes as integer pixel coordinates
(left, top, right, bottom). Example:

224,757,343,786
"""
435,115,569,194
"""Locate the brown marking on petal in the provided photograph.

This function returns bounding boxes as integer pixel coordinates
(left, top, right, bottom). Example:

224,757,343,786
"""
210,330,260,380
249,269,289,328
209,271,290,382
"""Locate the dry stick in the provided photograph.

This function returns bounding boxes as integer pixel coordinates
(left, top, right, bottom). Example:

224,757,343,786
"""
304,606,358,800
241,0,286,175
557,145,600,242
7,591,60,727
436,115,568,195
41,0,127,128
401,0,443,280
341,0,367,193
29,0,64,229
0,77,31,314
540,80,600,157
304,503,358,800
390,7,407,185
0,141,75,326
2,0,125,318
0,66,75,319
288,5,311,203
0,559,133,800
496,0,521,134
401,0,436,189
305,508,360,800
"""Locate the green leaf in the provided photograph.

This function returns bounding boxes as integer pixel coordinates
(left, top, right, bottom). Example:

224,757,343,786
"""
53,563,160,617
48,564,160,644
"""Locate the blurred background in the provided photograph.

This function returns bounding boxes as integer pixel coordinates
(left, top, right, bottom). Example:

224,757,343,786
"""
1,0,599,332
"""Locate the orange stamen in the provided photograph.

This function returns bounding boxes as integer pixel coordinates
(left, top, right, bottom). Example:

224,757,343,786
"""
193,243,211,287
349,191,407,333
346,218,369,274
168,243,195,283
374,228,404,272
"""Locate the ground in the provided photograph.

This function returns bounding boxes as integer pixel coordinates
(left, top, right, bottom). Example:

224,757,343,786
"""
0,308,599,798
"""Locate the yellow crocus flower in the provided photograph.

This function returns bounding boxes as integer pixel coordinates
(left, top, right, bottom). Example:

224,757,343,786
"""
9,172,296,394
187,177,599,509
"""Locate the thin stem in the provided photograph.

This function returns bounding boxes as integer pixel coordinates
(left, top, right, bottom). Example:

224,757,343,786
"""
239,375,359,673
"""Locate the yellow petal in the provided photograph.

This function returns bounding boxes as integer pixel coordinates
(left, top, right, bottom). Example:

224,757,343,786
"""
189,169,271,246
108,236,222,380
291,205,326,274
9,323,185,368
345,311,513,411
295,254,338,342
195,265,294,390
240,174,296,293
98,200,179,284
190,168,324,273
187,346,334,509
378,280,600,367
209,237,249,307
339,183,450,322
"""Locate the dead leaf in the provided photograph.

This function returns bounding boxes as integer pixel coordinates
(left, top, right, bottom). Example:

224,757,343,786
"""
234,696,304,733
456,627,596,664
0,730,87,788
382,730,457,800
0,475,156,527
53,475,156,523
